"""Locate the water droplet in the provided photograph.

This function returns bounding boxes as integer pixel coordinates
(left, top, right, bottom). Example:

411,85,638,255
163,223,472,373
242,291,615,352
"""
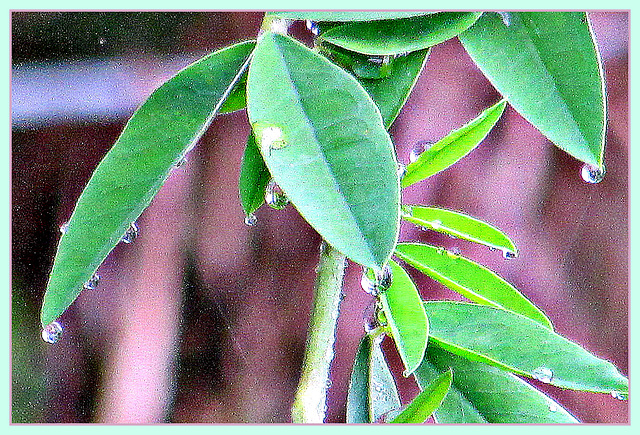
83,272,100,290
360,265,393,296
41,321,63,344
59,222,69,234
175,156,187,167
611,391,628,401
305,20,320,36
431,219,442,230
409,141,434,163
581,163,605,184
532,367,553,383
244,213,258,226
498,12,512,26
502,250,517,259
396,163,407,180
325,379,332,389
265,180,289,210
373,382,383,392
98,37,106,45
548,402,558,412
120,222,138,244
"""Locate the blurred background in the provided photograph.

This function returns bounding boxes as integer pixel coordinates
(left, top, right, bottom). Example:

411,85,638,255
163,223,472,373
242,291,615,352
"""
11,11,628,423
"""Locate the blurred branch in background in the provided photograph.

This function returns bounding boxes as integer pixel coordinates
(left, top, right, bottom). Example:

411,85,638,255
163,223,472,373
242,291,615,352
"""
11,11,628,423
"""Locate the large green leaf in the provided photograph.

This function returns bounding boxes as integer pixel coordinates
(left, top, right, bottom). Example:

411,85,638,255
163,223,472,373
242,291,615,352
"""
346,335,401,423
238,131,271,216
380,260,429,376
424,301,628,395
395,243,552,328
266,11,435,22
390,368,452,423
401,205,518,255
459,12,606,167
415,345,579,423
357,49,430,129
319,12,482,56
246,32,400,269
401,99,506,188
40,41,256,327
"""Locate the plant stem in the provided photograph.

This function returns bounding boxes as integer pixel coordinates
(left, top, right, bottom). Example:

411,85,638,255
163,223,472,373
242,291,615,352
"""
291,241,346,423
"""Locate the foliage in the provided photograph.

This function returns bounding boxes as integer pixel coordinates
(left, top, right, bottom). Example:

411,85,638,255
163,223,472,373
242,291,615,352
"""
39,11,625,423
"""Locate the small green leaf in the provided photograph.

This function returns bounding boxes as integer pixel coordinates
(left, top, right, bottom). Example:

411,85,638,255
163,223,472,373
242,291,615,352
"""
424,301,628,395
401,205,517,256
401,99,507,188
247,32,400,269
380,260,429,376
266,11,435,22
347,335,401,423
395,243,552,329
40,41,256,326
320,12,482,56
415,345,579,423
390,368,452,423
238,131,271,216
459,12,606,167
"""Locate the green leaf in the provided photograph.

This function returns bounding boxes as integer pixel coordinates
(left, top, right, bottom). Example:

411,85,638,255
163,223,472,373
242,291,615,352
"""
459,12,606,167
395,243,552,329
415,345,579,423
218,66,248,114
238,131,271,216
266,11,435,22
357,49,430,129
40,41,256,326
380,260,429,376
319,12,482,56
347,335,401,423
401,99,506,188
246,32,400,269
424,301,628,395
401,205,517,256
390,368,452,423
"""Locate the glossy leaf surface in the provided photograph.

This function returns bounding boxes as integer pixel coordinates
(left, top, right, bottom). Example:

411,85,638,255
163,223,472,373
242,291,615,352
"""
459,12,605,167
247,33,400,269
424,301,628,395
347,335,401,423
238,131,271,216
320,12,482,55
266,11,435,22
390,368,452,423
402,99,506,188
401,205,517,256
415,345,579,423
41,41,256,326
380,260,429,376
395,243,552,328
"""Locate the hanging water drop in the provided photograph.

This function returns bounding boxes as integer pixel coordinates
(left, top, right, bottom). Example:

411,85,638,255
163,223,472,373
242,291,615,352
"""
59,222,69,235
532,367,553,383
41,321,63,344
409,141,434,163
306,20,320,36
581,163,605,184
502,250,517,259
265,179,289,210
396,163,407,180
120,222,139,244
610,391,628,401
83,272,100,290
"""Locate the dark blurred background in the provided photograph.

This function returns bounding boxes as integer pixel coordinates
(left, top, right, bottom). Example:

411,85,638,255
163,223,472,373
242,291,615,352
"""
11,11,629,423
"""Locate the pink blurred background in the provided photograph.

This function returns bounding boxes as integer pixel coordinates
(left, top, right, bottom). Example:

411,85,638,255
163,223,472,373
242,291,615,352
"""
11,11,628,423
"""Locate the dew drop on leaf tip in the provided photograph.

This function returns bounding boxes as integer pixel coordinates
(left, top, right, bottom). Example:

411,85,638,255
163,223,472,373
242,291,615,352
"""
581,163,605,184
41,321,63,344
408,141,434,163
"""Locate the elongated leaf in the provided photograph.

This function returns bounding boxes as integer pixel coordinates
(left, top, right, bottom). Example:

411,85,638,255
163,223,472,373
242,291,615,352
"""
401,205,517,256
459,12,605,167
347,335,401,423
395,243,552,328
401,99,506,188
358,49,430,129
238,131,271,216
415,345,579,423
266,11,435,22
246,32,399,269
320,12,482,56
40,41,256,326
424,301,628,395
380,260,429,376
391,368,452,423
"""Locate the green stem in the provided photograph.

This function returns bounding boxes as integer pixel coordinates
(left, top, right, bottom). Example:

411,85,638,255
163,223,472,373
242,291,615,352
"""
291,241,346,423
